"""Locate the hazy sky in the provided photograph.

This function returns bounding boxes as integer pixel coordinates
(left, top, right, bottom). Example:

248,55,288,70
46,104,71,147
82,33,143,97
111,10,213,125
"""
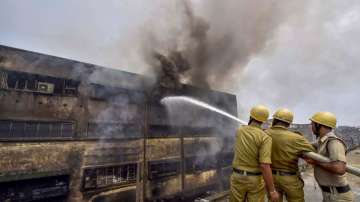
1,0,359,126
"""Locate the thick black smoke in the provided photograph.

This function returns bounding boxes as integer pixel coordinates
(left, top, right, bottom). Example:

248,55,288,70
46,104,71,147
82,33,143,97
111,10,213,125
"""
143,0,303,89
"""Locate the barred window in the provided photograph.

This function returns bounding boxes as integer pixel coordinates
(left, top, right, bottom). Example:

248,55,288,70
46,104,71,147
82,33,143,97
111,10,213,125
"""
83,164,137,190
0,120,75,139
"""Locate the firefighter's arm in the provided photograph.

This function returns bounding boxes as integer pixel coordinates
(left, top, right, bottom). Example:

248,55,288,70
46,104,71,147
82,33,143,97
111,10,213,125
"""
304,140,347,175
258,136,279,201
260,163,279,202
316,161,346,175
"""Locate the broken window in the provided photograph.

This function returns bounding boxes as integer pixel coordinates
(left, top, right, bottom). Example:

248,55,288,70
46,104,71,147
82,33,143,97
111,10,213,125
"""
3,70,79,96
148,159,180,180
83,164,137,190
0,120,75,139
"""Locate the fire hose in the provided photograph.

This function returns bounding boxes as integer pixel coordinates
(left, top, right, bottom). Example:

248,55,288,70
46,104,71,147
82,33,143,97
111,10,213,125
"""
303,152,360,177
160,96,360,177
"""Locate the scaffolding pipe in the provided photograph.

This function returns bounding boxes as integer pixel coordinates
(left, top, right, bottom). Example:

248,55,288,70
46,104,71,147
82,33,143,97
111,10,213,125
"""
303,152,360,177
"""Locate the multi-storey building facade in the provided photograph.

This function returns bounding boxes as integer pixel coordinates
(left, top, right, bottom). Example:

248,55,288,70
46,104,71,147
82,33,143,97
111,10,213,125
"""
0,45,238,202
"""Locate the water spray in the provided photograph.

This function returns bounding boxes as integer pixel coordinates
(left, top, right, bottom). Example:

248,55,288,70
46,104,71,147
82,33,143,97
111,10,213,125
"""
161,96,360,177
161,96,247,125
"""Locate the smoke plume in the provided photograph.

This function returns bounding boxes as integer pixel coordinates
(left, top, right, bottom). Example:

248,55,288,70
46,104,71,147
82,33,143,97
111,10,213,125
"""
138,0,307,89
2,0,360,124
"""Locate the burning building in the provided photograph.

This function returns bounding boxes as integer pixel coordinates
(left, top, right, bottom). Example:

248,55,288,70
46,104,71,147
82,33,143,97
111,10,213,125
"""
0,45,238,202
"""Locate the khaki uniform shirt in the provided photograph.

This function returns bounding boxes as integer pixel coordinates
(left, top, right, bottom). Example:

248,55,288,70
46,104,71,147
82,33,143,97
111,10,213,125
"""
232,125,272,173
314,132,348,186
266,125,315,173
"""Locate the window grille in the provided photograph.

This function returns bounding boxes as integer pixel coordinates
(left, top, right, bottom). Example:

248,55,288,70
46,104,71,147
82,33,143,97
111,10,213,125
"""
83,164,137,190
0,120,75,139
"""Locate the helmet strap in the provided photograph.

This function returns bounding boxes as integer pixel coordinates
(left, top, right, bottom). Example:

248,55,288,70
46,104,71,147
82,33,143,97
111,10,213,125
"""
314,123,321,138
249,118,262,126
248,118,252,125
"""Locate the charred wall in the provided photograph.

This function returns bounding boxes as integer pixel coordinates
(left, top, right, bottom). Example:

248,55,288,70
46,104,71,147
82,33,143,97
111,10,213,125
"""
0,45,238,202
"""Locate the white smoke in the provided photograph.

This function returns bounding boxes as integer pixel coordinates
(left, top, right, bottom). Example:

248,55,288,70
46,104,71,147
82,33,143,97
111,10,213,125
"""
234,0,360,125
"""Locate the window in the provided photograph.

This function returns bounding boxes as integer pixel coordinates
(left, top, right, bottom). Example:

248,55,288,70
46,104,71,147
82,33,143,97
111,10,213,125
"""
180,126,216,136
219,152,234,167
3,70,79,96
90,84,133,100
89,84,145,113
83,164,137,190
148,125,216,138
185,156,217,173
148,125,177,137
148,160,180,180
90,84,120,100
0,70,8,89
0,175,69,201
0,120,75,139
87,122,142,139
0,120,11,137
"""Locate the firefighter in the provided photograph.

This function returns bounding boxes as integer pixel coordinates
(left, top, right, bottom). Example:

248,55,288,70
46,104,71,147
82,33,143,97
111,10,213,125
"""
266,108,315,202
304,112,354,202
230,105,279,202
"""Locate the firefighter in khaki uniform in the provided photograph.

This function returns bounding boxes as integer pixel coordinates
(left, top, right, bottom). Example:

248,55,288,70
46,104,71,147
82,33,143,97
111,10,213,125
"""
304,112,354,202
266,108,315,202
230,105,279,202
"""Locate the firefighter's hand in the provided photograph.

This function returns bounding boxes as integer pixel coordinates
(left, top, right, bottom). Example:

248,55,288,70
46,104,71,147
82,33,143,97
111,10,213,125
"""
303,157,317,165
269,190,279,202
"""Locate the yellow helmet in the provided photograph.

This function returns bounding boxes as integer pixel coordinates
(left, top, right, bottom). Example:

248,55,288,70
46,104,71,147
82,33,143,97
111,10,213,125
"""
250,105,269,123
273,108,294,124
310,112,337,129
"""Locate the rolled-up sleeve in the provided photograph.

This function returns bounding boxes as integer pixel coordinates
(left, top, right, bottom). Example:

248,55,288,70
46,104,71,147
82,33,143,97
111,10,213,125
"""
328,140,347,162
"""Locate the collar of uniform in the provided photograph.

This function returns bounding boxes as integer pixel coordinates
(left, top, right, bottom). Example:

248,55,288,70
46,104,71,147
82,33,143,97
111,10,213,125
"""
248,124,261,129
319,131,335,144
271,125,288,130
